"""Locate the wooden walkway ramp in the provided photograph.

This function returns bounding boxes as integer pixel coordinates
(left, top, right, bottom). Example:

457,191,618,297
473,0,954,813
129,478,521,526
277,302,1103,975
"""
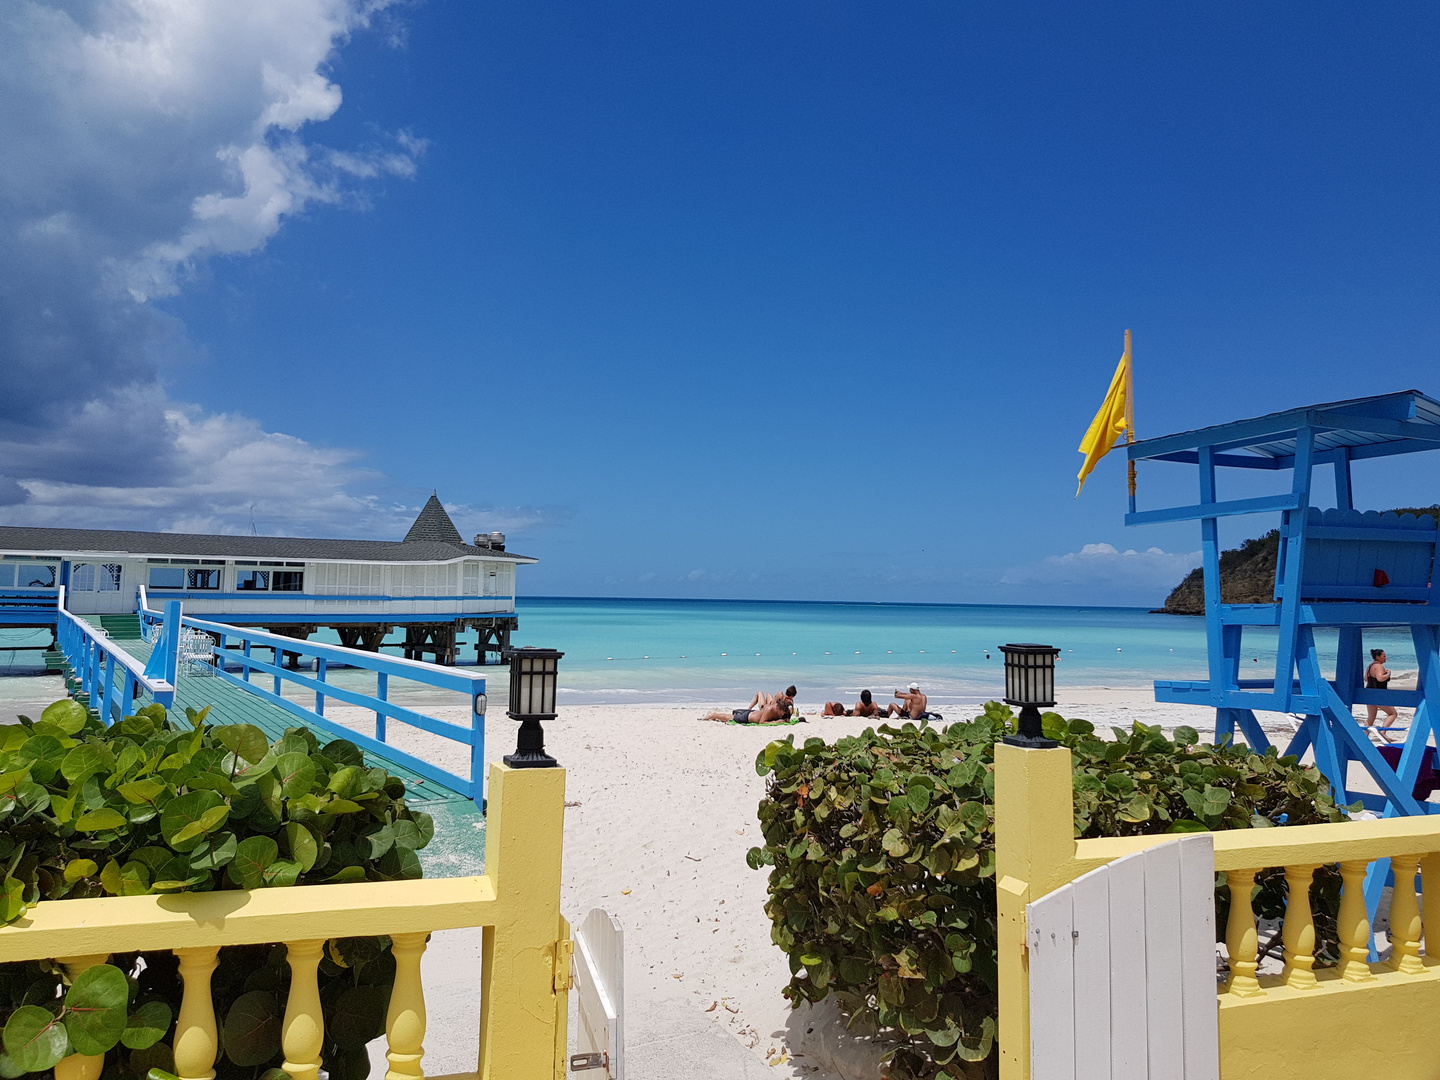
87,625,485,875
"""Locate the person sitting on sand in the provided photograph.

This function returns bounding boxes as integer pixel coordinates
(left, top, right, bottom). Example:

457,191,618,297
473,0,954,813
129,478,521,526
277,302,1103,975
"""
822,689,882,717
748,685,798,710
887,682,940,721
702,693,797,725
1365,648,1399,741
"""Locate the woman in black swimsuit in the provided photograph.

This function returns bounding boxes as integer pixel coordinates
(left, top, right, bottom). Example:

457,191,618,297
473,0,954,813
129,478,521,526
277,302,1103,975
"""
1365,648,1398,740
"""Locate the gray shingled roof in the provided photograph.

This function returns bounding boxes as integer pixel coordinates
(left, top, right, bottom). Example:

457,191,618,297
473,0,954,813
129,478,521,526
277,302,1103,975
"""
0,525,535,564
404,493,467,545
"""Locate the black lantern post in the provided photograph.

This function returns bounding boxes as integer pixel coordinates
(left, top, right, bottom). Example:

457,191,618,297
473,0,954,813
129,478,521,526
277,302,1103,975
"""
502,646,563,768
999,643,1060,748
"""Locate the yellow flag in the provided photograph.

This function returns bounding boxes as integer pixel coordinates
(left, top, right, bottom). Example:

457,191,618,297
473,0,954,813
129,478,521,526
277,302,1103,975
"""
1075,330,1132,496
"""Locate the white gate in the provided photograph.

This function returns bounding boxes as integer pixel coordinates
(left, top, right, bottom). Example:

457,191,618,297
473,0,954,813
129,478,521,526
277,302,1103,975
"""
1027,834,1219,1080
571,907,624,1079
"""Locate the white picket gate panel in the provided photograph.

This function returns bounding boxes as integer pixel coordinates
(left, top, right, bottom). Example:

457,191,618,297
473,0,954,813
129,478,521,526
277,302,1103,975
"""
1027,834,1219,1080
572,907,624,1079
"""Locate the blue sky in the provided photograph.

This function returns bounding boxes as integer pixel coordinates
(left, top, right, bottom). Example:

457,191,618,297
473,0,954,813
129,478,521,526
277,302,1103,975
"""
1,2,1436,606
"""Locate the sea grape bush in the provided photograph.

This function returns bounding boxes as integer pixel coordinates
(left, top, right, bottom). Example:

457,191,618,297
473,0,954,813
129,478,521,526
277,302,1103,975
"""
0,698,435,1080
747,702,1349,1080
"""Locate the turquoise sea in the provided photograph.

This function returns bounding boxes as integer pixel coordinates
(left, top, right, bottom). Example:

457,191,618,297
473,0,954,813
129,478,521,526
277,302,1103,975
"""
2,598,1420,710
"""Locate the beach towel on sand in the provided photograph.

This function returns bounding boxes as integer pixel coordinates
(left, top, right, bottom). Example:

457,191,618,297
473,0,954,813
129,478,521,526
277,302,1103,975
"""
723,715,807,726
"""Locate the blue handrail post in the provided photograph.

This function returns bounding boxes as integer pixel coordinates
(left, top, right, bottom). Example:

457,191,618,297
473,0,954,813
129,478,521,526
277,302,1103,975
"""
88,639,100,704
376,673,387,742
243,639,252,682
122,671,136,718
100,654,116,726
162,601,181,688
316,657,326,717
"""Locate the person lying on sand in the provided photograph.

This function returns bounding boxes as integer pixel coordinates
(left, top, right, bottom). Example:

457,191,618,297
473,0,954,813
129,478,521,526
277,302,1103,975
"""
748,685,798,710
822,689,882,717
702,695,797,725
887,683,941,721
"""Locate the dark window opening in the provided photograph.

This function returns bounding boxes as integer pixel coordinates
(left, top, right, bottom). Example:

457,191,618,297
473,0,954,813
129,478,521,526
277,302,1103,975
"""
272,571,304,592
187,569,220,590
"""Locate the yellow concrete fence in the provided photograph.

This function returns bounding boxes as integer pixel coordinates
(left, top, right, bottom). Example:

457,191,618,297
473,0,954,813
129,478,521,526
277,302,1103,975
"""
996,743,1440,1080
0,763,571,1080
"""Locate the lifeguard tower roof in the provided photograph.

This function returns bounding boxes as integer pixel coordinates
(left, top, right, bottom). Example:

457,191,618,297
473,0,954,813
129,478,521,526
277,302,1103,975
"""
1128,389,1440,469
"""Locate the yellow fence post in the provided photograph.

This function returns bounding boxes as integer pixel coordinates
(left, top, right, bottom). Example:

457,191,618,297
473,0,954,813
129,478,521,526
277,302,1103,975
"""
477,762,568,1080
994,744,1076,1080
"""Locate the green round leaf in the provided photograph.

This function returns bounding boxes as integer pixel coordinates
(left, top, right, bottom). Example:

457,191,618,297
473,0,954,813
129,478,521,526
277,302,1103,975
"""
64,963,131,1055
160,791,223,852
118,778,168,805
64,858,99,883
228,836,280,889
222,991,281,1067
189,832,238,872
282,823,318,872
275,753,316,799
40,699,88,736
121,1001,173,1050
322,739,364,768
214,724,270,764
61,745,108,783
261,860,302,888
2,1006,68,1073
75,808,128,832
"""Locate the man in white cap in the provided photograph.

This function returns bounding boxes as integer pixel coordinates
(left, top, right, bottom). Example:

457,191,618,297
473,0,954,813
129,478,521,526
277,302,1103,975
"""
888,682,928,720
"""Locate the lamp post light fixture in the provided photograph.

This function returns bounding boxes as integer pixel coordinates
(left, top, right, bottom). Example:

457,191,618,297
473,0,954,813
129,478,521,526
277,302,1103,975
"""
502,646,563,769
999,643,1060,749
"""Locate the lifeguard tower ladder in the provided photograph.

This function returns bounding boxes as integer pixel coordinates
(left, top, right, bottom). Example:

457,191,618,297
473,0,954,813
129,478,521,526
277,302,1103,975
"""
1124,390,1440,838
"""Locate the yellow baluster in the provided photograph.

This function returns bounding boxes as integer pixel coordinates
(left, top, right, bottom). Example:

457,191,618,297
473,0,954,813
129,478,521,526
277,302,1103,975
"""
1421,852,1440,958
1338,859,1377,983
386,932,429,1080
174,947,220,1080
1280,863,1320,989
282,940,326,1080
1224,869,1264,997
56,955,111,1080
1389,854,1425,974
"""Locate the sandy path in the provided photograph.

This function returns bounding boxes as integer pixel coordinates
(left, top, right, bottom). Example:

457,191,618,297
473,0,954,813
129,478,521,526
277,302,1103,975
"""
317,694,1221,1078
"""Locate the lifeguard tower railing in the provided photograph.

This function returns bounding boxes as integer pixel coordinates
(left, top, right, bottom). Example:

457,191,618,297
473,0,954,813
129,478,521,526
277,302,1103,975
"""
1124,390,1440,817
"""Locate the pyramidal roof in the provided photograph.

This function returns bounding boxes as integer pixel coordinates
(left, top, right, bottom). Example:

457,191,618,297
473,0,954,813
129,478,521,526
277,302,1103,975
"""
403,493,466,545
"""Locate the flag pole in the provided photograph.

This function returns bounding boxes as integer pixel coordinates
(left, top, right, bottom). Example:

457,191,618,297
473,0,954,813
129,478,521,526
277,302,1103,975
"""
1124,329,1137,514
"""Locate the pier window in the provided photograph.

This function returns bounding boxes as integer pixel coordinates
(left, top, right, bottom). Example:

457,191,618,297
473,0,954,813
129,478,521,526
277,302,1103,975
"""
72,563,96,591
274,564,305,591
186,566,221,590
147,559,223,590
235,566,270,591
99,563,121,591
11,563,57,589
0,565,11,588
148,564,184,589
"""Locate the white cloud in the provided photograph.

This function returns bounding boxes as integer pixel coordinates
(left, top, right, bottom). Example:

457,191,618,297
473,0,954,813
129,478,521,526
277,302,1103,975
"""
0,0,434,536
999,542,1202,598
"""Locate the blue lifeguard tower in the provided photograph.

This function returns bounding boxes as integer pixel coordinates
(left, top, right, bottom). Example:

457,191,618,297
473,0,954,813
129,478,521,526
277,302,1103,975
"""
1124,390,1440,833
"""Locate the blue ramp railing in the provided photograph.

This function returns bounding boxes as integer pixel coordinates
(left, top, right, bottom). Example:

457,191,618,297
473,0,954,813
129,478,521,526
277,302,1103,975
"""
56,586,177,720
179,615,488,802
